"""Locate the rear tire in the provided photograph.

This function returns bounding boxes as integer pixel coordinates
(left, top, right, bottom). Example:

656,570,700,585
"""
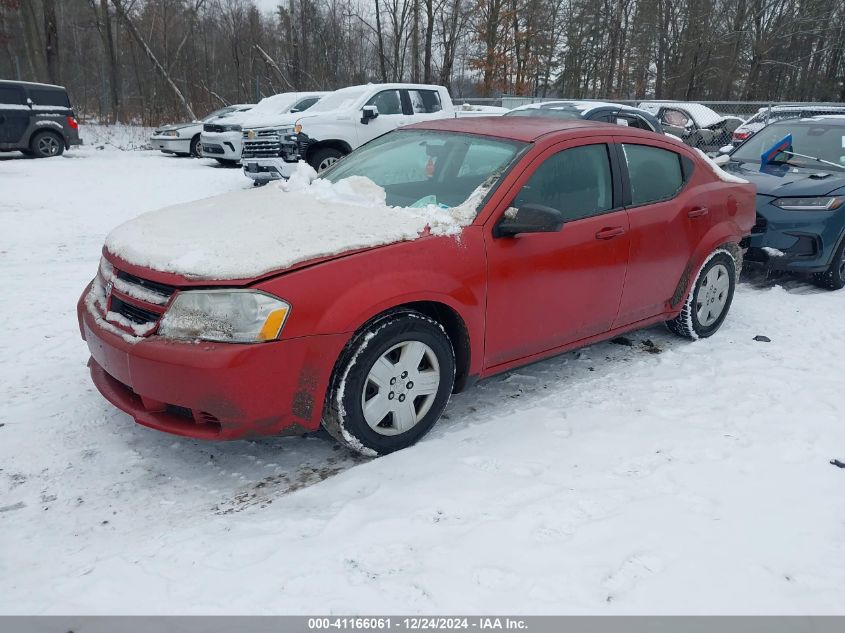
667,249,736,340
812,238,845,290
323,310,456,456
30,131,64,158
309,147,343,172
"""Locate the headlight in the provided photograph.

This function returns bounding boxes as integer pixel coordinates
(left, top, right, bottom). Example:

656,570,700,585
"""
772,196,844,211
159,290,290,343
221,124,242,132
158,129,180,137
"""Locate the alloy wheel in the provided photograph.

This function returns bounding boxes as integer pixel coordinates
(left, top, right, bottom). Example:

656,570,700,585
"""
38,135,60,156
318,156,338,171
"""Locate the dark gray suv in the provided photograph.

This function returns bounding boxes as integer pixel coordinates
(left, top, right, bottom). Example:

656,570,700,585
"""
0,80,82,158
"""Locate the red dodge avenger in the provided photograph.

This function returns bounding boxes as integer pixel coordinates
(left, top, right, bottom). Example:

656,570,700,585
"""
78,118,755,455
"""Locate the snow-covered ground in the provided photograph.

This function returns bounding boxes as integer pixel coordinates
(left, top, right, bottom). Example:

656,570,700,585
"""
1,128,845,614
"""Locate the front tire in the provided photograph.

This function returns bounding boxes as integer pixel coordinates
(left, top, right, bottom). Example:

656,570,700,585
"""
323,311,456,456
309,147,343,172
30,131,64,158
667,249,736,340
189,135,201,157
812,238,845,290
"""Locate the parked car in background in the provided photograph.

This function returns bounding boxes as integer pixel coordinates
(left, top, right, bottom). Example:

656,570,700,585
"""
722,116,845,289
505,100,663,133
639,102,744,153
731,105,845,146
200,92,326,165
242,83,460,181
79,118,754,455
151,104,252,157
0,80,81,157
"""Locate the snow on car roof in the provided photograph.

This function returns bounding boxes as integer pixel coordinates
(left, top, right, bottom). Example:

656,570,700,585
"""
639,102,724,127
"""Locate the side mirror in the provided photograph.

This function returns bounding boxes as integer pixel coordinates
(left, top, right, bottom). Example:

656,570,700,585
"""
494,203,565,238
26,97,33,108
361,105,379,124
713,153,731,165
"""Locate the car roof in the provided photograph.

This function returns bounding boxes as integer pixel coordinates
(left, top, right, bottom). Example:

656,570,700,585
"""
765,104,845,112
770,115,845,125
0,79,66,90
407,116,660,143
511,100,654,117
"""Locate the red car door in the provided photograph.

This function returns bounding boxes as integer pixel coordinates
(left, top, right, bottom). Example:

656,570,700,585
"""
483,141,630,369
612,137,711,327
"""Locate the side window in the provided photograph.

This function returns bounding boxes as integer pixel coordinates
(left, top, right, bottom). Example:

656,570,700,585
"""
291,97,319,112
623,144,684,206
366,90,402,115
619,115,652,131
513,144,614,221
28,88,70,107
0,85,24,105
408,90,443,113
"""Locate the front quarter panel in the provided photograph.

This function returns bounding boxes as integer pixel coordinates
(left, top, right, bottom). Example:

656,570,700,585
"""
255,229,487,376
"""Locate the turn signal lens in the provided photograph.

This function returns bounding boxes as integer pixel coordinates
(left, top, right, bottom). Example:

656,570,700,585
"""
258,306,290,341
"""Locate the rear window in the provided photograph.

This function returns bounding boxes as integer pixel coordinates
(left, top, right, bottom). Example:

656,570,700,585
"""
28,88,71,107
623,144,684,205
0,85,24,105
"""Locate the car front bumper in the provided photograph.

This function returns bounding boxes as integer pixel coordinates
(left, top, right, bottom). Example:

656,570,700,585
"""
77,286,346,440
743,195,845,273
151,136,191,154
200,131,242,160
242,158,298,181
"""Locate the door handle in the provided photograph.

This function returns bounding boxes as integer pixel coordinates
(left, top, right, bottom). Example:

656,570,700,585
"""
595,226,626,240
688,206,709,218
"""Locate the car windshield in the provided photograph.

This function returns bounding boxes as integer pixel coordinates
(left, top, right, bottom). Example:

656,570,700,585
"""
505,106,582,120
322,130,526,209
731,121,845,170
202,106,236,122
306,87,368,113
251,94,300,114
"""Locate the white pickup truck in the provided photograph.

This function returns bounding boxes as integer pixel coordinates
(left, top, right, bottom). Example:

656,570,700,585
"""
241,83,503,182
200,92,325,165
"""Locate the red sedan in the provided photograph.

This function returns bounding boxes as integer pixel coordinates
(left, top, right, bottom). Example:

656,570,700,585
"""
78,118,755,455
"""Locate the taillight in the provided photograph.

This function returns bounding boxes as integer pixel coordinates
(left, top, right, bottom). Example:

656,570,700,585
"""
66,116,78,130
732,131,749,141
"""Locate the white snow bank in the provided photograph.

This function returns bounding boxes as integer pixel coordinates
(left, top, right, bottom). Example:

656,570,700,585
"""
695,148,749,184
105,164,485,280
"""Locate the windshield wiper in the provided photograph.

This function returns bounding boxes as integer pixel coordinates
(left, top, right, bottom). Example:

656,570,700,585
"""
781,150,843,170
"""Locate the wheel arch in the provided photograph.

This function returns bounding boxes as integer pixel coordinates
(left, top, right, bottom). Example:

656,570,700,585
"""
327,300,473,399
306,139,353,162
671,226,744,309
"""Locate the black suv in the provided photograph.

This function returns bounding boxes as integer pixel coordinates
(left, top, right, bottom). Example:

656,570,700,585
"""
0,80,82,158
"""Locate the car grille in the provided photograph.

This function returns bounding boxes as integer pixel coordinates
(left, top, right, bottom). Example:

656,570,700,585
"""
111,296,160,324
104,268,176,335
201,143,224,154
242,130,282,158
751,214,767,234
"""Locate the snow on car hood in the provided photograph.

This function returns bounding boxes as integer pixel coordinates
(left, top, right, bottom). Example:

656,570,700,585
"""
104,164,484,280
